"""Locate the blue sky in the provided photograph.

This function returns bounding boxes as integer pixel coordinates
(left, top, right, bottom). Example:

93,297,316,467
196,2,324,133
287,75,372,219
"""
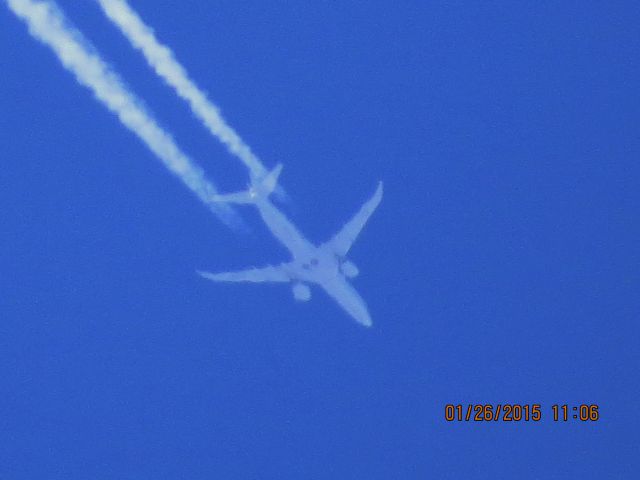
1,1,638,478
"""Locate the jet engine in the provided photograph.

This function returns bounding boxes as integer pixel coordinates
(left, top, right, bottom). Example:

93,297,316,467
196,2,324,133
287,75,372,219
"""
340,260,359,278
292,282,311,301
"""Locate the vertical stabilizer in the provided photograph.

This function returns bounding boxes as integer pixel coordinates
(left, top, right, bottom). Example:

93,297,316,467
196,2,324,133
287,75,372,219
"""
210,163,283,204
260,163,283,196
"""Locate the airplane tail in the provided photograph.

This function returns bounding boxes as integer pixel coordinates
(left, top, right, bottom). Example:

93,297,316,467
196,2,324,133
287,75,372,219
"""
210,164,283,204
258,163,283,196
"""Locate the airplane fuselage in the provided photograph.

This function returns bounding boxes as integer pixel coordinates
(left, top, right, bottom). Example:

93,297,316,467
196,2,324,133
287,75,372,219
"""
255,198,340,283
201,169,381,326
251,196,372,325
254,197,315,258
254,197,343,282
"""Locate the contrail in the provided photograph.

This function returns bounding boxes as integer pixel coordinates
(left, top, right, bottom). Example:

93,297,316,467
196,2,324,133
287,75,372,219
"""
92,0,383,326
96,0,272,185
5,0,239,227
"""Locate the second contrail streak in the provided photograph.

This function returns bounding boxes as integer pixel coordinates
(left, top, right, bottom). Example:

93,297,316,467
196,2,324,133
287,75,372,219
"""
6,0,238,226
96,0,271,183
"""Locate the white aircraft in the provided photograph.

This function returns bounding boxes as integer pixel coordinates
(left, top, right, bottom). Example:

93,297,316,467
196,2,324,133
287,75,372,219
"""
198,164,383,327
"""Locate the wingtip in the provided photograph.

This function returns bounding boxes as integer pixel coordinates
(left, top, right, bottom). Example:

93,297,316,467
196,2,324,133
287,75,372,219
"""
196,270,212,280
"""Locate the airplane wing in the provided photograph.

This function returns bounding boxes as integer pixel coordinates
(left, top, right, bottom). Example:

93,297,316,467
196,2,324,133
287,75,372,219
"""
323,182,383,257
197,265,290,283
321,277,372,327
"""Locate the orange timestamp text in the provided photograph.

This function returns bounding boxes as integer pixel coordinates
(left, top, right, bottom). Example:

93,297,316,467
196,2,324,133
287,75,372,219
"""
444,404,600,422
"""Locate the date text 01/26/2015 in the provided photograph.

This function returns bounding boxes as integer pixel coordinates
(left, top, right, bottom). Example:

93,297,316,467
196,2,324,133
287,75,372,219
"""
444,404,600,422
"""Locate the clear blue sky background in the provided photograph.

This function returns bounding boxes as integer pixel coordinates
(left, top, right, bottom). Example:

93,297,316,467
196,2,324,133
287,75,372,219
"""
1,1,638,478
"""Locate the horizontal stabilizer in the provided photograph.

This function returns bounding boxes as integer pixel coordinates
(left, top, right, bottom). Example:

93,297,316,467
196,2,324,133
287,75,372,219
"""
197,264,290,283
209,191,254,204
209,163,283,205
260,163,283,196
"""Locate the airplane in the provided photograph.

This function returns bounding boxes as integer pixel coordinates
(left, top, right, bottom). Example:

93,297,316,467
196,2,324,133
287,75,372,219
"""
198,164,383,327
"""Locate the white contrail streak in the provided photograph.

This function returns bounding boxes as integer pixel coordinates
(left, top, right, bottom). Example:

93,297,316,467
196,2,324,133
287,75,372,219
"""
5,0,239,227
96,0,271,184
93,0,382,326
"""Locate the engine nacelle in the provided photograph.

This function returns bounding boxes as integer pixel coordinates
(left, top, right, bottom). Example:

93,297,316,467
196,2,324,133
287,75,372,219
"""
292,282,311,302
340,260,359,278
